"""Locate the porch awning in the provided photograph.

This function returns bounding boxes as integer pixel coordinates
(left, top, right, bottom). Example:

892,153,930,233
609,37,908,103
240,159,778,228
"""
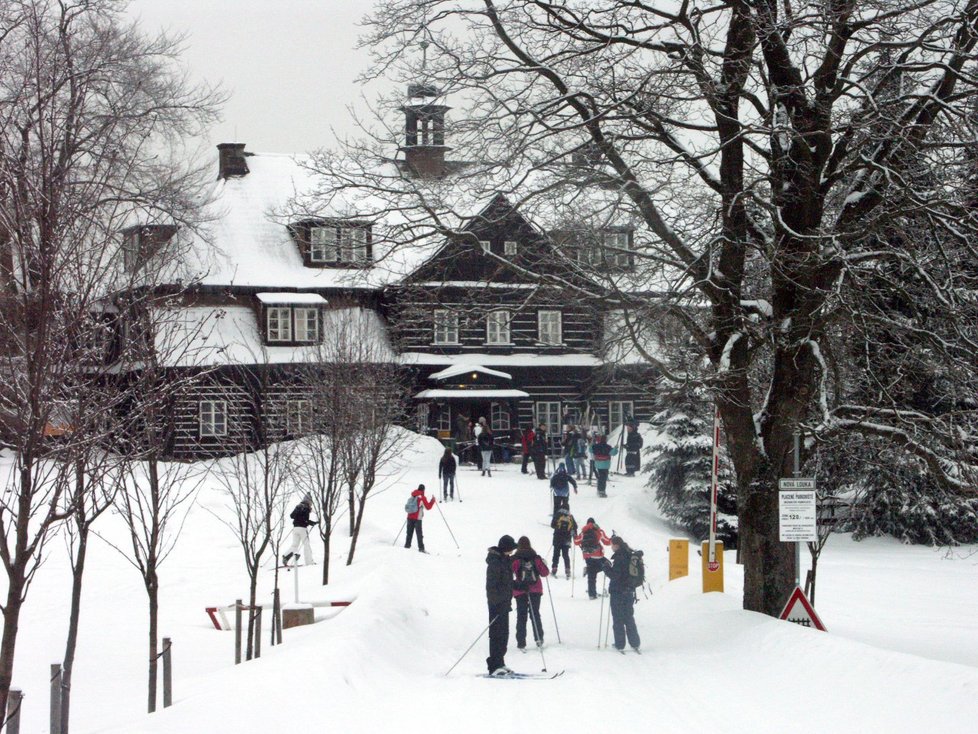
414,389,529,400
428,364,513,381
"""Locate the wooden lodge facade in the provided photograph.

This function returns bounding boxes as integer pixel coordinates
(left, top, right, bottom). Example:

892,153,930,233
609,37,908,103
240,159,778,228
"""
114,87,658,460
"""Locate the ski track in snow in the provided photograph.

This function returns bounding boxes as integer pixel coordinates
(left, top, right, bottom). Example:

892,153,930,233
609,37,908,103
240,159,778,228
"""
4,431,978,733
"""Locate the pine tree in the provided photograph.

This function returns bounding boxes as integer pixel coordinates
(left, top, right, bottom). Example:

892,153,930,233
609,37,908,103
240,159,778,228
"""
647,386,737,546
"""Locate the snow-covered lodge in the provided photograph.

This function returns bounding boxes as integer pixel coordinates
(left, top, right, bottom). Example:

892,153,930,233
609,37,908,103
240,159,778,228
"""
119,86,658,459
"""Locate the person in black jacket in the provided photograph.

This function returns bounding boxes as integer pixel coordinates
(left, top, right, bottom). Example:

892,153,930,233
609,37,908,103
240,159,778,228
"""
602,535,641,652
530,425,548,479
282,494,318,567
485,534,517,676
624,423,644,477
550,508,578,578
438,447,457,501
477,421,494,477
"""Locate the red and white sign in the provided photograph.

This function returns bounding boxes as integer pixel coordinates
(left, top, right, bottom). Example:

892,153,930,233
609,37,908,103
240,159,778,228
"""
779,587,827,631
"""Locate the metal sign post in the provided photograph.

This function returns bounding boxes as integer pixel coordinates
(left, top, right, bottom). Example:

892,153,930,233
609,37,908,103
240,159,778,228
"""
707,404,721,572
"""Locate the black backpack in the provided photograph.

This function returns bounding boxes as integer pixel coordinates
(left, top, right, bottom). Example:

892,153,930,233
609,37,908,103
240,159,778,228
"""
626,549,645,589
513,556,540,591
581,527,599,553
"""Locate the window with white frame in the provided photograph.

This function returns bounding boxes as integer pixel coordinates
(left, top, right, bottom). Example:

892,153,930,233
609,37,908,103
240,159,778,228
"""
609,401,635,432
504,240,517,256
267,307,292,342
199,401,227,437
486,310,511,345
491,402,511,432
294,308,319,342
436,407,452,433
602,231,632,269
287,399,312,435
309,224,369,264
535,401,561,436
416,403,430,433
538,310,562,345
479,240,491,253
433,309,459,344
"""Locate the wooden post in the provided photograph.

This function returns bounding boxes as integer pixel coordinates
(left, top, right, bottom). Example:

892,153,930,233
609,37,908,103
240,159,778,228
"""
162,638,172,708
271,588,281,646
253,608,262,659
7,689,23,734
50,664,62,734
234,599,242,665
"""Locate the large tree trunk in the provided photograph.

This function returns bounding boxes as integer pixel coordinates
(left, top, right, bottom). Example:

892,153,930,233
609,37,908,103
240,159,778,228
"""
740,473,796,616
61,524,89,733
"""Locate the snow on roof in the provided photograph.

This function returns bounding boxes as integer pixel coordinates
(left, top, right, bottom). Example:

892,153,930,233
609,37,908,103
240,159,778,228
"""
428,364,513,381
399,352,601,368
153,305,393,367
255,292,328,305
414,389,529,399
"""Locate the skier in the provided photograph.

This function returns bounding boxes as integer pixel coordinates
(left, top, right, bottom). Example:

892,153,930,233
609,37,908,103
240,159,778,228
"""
530,425,548,479
574,430,588,480
486,534,518,676
602,535,641,652
477,420,494,477
438,447,457,501
511,536,550,650
550,507,578,578
549,463,578,514
561,427,578,474
574,517,612,599
624,422,644,477
405,484,436,553
520,425,535,474
282,494,318,567
590,434,618,497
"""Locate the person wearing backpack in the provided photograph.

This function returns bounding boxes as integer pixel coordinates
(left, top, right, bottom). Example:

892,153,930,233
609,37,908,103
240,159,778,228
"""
486,534,518,676
404,484,435,553
550,507,578,578
549,463,578,514
601,535,642,652
511,536,550,650
574,517,612,599
590,434,618,498
282,494,318,567
624,422,644,477
438,447,457,501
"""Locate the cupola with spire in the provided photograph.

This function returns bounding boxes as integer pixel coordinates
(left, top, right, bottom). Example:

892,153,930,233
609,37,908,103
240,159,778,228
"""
399,83,451,179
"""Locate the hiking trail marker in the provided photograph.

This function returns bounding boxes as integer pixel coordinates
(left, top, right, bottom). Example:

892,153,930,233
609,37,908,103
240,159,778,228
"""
779,586,827,631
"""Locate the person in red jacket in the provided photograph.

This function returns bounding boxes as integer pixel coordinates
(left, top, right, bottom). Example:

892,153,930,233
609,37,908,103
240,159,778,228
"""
511,536,550,649
574,517,612,599
520,426,535,475
405,484,435,553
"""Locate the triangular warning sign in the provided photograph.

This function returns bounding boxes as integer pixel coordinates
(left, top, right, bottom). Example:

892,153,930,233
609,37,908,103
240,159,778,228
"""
779,587,827,631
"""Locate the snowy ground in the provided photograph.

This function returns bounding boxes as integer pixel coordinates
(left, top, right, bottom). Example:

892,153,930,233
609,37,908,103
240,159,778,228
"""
8,432,978,733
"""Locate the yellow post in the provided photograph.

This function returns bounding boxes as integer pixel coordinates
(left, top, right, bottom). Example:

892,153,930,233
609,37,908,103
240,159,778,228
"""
701,540,724,593
668,539,689,580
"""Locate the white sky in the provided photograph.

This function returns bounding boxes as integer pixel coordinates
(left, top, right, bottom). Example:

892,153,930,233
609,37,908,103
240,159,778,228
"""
127,0,390,154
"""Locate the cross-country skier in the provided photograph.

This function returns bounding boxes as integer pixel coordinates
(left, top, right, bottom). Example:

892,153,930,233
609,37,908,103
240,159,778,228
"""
405,484,435,553
602,535,641,652
438,447,457,501
511,536,549,650
486,534,518,676
282,494,318,567
590,435,618,497
574,518,612,599
549,463,578,514
550,507,578,578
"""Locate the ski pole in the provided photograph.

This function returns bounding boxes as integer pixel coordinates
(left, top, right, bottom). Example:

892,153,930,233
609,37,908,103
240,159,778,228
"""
435,499,460,549
571,547,576,598
455,472,462,503
596,574,607,648
392,517,407,546
528,600,547,672
545,574,561,644
445,615,497,676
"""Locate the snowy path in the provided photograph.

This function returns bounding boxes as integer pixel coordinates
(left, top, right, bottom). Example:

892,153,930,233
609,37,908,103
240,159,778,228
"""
7,434,978,732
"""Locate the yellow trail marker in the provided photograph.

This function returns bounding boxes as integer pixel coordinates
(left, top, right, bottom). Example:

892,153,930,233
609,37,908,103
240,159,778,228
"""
701,540,724,593
668,539,689,580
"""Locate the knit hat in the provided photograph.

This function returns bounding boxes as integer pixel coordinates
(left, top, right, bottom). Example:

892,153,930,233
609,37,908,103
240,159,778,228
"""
302,493,312,504
497,535,517,553
610,535,624,546
586,517,595,524
418,483,425,491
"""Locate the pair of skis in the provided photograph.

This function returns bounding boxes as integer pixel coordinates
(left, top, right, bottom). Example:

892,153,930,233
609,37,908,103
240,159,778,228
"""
481,670,565,680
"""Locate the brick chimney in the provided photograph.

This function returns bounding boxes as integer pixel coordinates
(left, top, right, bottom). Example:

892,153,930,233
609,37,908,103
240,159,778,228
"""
217,142,250,179
399,85,451,179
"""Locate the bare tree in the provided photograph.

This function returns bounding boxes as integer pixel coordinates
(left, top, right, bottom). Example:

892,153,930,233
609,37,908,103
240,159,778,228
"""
302,0,978,615
0,0,220,717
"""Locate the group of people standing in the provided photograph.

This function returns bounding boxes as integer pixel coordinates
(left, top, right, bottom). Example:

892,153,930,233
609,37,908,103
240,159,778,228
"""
453,414,497,475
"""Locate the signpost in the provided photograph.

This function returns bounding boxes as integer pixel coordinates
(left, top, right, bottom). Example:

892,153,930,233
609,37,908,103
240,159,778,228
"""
707,405,720,573
778,478,817,542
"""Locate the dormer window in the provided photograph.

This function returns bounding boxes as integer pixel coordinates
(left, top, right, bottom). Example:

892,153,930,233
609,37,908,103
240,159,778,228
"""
601,230,633,269
504,240,517,256
121,224,177,272
256,293,327,345
293,220,371,267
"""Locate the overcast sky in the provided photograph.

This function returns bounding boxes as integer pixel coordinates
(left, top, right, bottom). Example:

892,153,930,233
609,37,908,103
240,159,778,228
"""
127,0,389,154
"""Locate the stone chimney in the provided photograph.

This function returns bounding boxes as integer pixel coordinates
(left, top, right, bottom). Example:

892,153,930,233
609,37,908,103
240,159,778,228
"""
399,85,451,179
217,142,250,179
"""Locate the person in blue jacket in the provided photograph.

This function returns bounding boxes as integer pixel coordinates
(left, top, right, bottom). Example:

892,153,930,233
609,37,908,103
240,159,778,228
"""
590,434,618,498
